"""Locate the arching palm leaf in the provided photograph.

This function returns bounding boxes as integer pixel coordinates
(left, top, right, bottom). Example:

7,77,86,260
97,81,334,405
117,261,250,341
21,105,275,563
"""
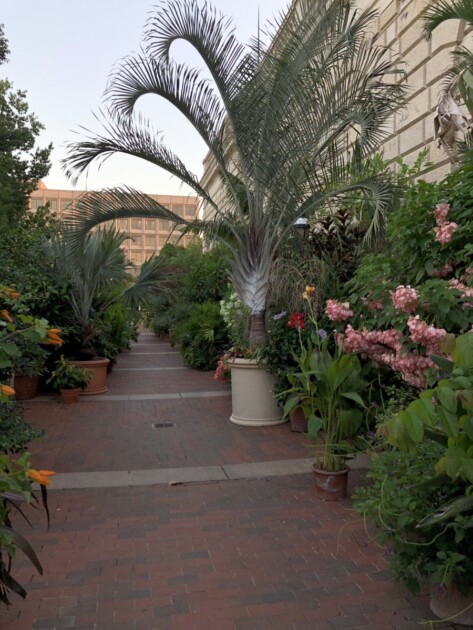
64,0,406,348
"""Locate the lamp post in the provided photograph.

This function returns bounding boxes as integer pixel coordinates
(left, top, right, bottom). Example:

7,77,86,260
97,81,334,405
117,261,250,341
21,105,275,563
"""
293,217,310,240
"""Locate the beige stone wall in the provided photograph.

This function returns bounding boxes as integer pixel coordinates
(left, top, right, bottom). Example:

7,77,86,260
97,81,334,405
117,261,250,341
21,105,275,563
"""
358,0,466,181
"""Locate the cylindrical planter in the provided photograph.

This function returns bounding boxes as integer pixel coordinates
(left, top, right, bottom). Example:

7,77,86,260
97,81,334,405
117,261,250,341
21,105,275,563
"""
60,388,81,404
430,584,473,626
13,374,39,401
229,358,285,426
290,408,308,433
73,358,109,395
312,465,349,501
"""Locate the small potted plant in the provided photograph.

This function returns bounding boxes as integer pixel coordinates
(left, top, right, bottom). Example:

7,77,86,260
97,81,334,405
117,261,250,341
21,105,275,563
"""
12,338,49,401
47,356,92,403
281,334,370,500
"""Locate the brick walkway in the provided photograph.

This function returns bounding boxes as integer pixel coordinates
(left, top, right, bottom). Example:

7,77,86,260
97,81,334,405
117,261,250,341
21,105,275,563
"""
1,335,459,629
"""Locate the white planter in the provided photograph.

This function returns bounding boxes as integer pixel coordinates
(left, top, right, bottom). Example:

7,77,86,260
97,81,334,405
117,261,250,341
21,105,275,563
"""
229,358,285,426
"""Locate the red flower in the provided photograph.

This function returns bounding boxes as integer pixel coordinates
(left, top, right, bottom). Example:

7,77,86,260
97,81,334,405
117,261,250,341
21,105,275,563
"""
288,312,305,330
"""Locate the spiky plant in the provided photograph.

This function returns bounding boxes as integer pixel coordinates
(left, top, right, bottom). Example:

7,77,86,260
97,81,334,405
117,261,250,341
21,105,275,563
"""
63,0,405,349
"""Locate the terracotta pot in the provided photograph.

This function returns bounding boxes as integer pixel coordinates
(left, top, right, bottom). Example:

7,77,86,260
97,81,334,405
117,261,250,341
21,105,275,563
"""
60,388,81,404
290,408,308,433
229,358,285,426
73,358,109,395
13,374,39,401
312,464,349,501
430,583,473,626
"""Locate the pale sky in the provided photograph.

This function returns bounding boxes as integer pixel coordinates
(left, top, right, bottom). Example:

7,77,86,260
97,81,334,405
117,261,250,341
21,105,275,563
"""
2,0,290,195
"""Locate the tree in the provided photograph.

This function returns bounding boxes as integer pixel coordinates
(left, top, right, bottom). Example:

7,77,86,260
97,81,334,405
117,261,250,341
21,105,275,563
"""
63,0,405,348
0,25,52,226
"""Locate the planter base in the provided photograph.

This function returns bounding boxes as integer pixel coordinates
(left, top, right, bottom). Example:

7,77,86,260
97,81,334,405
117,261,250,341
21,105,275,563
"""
312,465,349,501
60,388,81,404
229,358,284,427
430,584,473,626
13,374,39,401
73,358,109,395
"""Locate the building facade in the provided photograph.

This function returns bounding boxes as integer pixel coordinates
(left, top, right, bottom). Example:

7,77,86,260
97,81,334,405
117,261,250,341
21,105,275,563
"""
29,182,199,266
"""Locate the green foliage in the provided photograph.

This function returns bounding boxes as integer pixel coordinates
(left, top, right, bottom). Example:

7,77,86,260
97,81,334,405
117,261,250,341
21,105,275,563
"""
0,451,50,604
11,336,49,377
280,336,370,471
385,332,473,486
47,357,92,391
174,301,229,370
0,78,52,227
353,443,473,594
0,401,44,454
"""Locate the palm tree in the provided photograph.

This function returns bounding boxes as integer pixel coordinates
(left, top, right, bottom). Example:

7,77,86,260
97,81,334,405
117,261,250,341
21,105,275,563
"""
63,0,405,349
47,226,166,357
422,0,473,151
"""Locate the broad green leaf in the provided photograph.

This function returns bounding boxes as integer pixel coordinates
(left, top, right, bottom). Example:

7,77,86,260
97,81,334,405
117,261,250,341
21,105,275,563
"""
340,392,366,408
0,343,20,357
461,458,473,484
436,386,457,414
307,415,323,439
417,494,473,527
403,411,424,444
453,333,473,371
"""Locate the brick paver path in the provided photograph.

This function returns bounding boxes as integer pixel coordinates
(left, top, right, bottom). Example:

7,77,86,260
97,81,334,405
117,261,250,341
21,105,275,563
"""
0,335,459,629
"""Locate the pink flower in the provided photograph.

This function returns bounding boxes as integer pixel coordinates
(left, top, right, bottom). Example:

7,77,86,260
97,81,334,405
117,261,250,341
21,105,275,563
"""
325,300,353,322
434,222,458,245
391,285,419,313
434,203,450,226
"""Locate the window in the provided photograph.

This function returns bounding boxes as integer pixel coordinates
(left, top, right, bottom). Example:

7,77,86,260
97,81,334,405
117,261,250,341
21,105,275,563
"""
172,204,183,216
133,235,142,246
129,251,142,263
160,219,169,231
145,219,156,230
131,219,142,230
185,205,196,217
117,219,128,229
158,236,168,246
30,198,44,210
60,199,73,212
145,235,156,248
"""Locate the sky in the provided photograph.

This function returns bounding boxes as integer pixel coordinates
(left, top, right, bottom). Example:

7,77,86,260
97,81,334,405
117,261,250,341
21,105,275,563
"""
2,0,291,196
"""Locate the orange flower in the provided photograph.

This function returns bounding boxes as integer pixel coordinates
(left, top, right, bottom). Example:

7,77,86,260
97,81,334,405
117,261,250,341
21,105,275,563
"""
1,309,12,323
0,384,15,396
9,290,20,299
47,329,63,345
28,469,56,486
305,286,315,295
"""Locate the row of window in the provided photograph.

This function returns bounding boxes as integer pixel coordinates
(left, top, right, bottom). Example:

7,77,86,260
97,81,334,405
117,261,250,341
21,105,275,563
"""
30,198,197,219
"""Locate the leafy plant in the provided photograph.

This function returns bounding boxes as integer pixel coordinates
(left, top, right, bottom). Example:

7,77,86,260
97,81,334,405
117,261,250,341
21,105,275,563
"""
0,400,44,454
281,335,370,471
174,301,229,370
353,442,473,595
47,356,92,391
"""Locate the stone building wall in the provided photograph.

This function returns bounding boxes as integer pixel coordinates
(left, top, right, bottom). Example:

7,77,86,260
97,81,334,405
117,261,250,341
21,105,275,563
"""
358,0,467,181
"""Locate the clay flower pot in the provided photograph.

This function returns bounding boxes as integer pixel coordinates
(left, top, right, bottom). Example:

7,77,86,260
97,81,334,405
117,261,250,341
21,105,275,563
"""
13,374,39,401
60,388,81,404
430,583,473,626
312,465,349,501
73,358,109,395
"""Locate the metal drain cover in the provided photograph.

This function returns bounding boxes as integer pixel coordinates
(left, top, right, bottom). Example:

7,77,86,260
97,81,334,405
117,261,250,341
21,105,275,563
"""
152,422,176,428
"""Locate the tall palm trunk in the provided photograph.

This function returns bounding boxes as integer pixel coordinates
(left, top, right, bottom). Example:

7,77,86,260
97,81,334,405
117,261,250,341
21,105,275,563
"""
248,312,268,349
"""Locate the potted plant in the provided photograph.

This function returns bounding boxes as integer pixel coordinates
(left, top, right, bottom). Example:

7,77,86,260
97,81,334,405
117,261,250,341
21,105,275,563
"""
62,0,404,421
355,332,473,625
282,333,369,500
12,338,49,401
47,356,92,403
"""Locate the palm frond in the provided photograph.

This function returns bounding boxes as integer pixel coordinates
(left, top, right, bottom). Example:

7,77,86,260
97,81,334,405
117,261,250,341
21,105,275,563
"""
422,0,473,39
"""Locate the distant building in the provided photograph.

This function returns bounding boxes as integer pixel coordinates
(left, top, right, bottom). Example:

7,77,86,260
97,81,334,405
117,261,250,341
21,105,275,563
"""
29,183,199,266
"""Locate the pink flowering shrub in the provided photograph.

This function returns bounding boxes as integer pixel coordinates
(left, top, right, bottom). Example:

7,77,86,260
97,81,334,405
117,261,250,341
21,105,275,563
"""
325,299,354,321
391,286,418,313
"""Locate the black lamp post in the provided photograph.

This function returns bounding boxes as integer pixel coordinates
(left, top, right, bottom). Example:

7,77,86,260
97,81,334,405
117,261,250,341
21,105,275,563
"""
293,217,310,240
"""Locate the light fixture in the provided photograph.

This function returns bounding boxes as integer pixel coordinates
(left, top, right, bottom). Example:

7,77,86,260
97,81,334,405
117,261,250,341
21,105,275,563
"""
293,217,310,239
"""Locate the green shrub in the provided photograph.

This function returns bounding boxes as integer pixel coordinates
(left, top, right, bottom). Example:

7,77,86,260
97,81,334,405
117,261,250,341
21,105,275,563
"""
174,301,229,370
0,401,44,453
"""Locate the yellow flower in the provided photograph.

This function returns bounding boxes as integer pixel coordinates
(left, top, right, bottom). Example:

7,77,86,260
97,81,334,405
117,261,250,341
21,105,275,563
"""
28,469,56,486
1,309,12,323
0,384,15,396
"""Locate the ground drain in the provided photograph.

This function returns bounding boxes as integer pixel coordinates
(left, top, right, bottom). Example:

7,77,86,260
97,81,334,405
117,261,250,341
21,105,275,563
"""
152,422,176,428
